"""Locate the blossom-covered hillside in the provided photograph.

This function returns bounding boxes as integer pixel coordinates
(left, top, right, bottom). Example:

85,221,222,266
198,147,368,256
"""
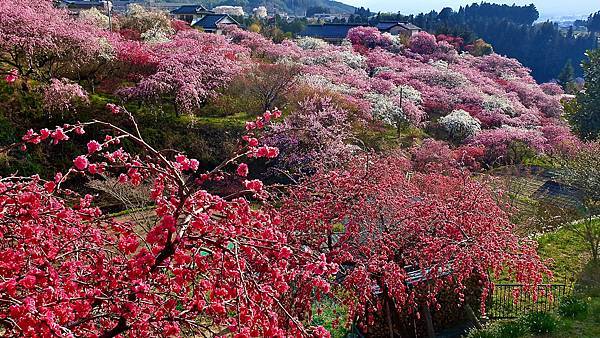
212,27,575,170
1,0,576,169
0,1,579,337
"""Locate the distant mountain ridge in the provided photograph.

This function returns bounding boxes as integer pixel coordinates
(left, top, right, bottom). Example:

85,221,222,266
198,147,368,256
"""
157,0,356,15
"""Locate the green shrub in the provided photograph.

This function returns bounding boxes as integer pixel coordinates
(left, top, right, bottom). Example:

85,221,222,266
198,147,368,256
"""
465,327,497,338
591,298,600,323
520,312,557,334
558,296,589,319
496,320,528,338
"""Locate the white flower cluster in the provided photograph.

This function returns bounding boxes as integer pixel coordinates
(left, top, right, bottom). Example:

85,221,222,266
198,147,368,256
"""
295,36,329,50
141,26,172,44
213,6,245,16
97,37,117,61
338,50,366,70
439,109,481,141
300,50,365,70
79,8,110,29
299,74,356,95
382,32,404,53
482,94,517,116
420,67,469,89
365,92,406,126
392,85,423,105
430,59,449,69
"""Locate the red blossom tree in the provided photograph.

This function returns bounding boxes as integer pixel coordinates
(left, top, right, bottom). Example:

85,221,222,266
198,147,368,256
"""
0,108,335,337
280,154,550,332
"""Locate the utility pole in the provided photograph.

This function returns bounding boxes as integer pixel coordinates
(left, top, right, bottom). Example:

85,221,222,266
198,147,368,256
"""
102,0,113,31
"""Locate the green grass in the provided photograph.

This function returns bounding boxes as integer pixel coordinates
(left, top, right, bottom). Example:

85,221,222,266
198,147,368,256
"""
185,112,251,128
536,225,590,284
535,223,600,337
311,299,350,338
474,221,600,338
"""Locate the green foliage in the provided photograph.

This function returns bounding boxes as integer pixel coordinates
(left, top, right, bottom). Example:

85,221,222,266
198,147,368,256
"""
558,296,589,319
505,141,537,166
469,39,494,57
570,48,600,140
496,321,529,338
465,327,497,338
520,311,558,334
465,321,527,338
537,224,588,282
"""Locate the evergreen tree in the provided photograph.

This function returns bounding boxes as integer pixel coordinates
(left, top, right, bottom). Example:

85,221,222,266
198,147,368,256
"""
570,49,600,140
588,11,600,33
558,59,575,91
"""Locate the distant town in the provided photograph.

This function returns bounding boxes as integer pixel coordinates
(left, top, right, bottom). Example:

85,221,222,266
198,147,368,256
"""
57,1,424,42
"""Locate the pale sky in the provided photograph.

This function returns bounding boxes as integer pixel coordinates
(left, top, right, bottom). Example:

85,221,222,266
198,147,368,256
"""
343,1,599,18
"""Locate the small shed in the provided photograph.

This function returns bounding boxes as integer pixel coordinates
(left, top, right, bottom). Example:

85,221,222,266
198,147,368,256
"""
532,180,583,210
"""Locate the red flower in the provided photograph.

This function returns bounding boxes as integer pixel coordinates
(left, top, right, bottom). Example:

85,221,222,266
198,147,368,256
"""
243,179,263,192
73,155,89,170
236,163,249,177
74,125,85,135
5,69,18,84
43,181,56,193
106,103,121,115
51,127,69,144
161,215,177,232
87,140,102,154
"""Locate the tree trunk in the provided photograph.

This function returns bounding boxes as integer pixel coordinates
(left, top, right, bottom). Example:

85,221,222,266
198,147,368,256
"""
422,304,435,338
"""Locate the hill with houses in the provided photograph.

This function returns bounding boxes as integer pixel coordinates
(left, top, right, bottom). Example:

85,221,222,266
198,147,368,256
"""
156,0,355,15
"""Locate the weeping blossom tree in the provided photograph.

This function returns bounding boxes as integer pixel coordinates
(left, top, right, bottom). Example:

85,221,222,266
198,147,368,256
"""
0,107,335,337
281,154,550,333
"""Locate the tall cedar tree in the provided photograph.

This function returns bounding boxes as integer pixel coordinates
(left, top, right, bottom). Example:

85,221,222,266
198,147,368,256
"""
571,49,600,140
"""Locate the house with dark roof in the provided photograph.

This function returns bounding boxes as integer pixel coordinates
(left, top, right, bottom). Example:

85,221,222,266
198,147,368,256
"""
58,0,105,15
192,13,240,34
300,22,423,44
376,21,423,36
301,23,367,44
170,4,211,24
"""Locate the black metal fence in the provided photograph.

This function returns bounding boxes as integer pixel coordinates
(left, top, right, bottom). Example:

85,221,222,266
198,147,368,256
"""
488,283,570,319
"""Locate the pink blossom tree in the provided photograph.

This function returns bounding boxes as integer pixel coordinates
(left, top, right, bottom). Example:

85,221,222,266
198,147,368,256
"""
42,78,89,114
264,96,358,174
0,0,106,87
118,30,249,115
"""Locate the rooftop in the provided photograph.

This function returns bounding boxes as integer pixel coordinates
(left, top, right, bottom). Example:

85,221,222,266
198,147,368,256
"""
301,23,367,39
61,0,104,9
376,21,422,31
192,13,239,30
171,4,209,15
